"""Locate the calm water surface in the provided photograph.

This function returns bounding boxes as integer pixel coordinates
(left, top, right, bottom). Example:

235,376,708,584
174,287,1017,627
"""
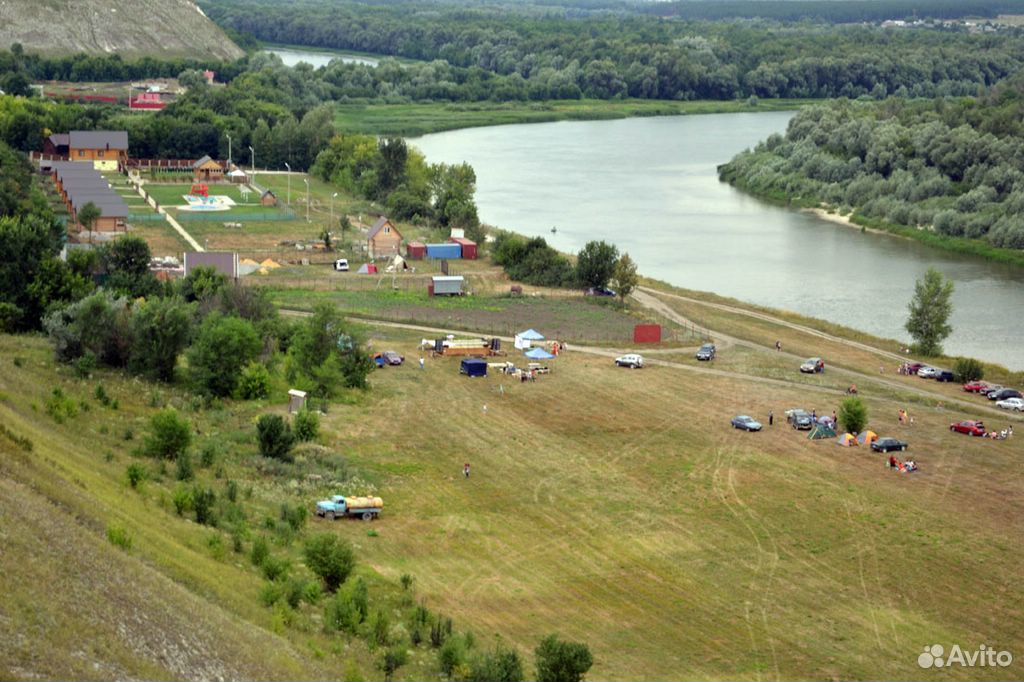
264,47,378,68
411,113,1024,369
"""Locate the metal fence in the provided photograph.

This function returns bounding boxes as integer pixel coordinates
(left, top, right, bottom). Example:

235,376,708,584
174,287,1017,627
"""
129,213,166,224
176,207,297,223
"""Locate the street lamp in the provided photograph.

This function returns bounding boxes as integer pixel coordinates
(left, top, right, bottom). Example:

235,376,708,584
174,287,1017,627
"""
284,162,291,205
248,145,255,181
226,133,232,167
304,178,310,222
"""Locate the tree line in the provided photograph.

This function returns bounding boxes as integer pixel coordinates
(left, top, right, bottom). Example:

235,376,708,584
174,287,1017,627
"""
718,77,1024,251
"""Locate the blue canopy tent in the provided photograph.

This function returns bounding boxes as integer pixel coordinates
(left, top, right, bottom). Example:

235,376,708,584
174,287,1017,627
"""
524,347,555,361
514,328,545,349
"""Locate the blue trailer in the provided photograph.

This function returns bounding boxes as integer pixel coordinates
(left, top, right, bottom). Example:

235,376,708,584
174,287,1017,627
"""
426,243,462,260
460,358,488,377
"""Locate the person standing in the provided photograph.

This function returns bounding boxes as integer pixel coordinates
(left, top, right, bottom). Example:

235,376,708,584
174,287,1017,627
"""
775,340,782,352
419,357,425,370
768,410,774,426
463,463,471,478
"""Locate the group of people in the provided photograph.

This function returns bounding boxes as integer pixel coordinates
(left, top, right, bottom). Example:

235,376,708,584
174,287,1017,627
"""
896,363,915,375
990,426,1014,440
888,455,918,472
897,408,913,426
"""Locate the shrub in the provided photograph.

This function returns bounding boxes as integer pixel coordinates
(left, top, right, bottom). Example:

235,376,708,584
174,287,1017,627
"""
468,643,525,682
378,646,408,682
281,503,308,532
172,486,193,516
838,397,868,434
293,409,319,442
176,451,194,481
74,352,97,378
304,534,355,592
371,609,391,647
257,414,294,461
431,616,453,648
144,409,192,460
199,441,219,467
324,589,362,634
94,384,110,406
953,357,984,383
128,296,193,382
45,387,78,424
188,315,261,397
192,486,217,526
260,581,285,607
226,479,239,503
106,525,133,551
251,535,270,567
439,636,466,678
261,555,291,582
534,635,593,682
400,573,414,591
238,361,271,400
126,463,147,488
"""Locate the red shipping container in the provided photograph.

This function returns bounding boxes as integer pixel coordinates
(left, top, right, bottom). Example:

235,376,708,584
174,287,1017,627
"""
407,241,426,260
633,324,662,344
450,237,477,260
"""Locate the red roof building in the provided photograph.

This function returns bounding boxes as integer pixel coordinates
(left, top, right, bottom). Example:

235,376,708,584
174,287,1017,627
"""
129,92,166,111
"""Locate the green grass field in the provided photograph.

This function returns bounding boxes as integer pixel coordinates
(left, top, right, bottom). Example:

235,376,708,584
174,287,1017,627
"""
336,99,813,137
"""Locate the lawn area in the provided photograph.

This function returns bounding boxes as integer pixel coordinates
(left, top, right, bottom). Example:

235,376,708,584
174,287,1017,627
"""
336,98,813,136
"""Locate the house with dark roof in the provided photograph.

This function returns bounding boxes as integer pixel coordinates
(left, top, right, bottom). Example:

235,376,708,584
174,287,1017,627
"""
193,155,224,182
184,252,238,279
367,217,403,259
43,133,70,157
51,161,128,232
68,130,129,170
260,190,278,207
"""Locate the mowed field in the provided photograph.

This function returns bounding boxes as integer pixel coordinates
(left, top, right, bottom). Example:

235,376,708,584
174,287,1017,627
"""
326,329,1024,680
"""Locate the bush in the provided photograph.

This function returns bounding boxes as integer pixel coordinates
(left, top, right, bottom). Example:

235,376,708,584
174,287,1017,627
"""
176,451,194,481
261,555,291,582
535,635,593,682
238,361,271,400
468,643,525,682
94,384,111,406
144,409,192,460
128,296,193,382
126,463,147,489
439,636,466,678
199,441,220,468
953,357,984,383
371,609,391,647
44,387,78,424
281,503,308,532
293,409,319,442
251,535,270,567
257,414,294,461
324,588,363,634
106,525,133,551
838,397,868,434
304,534,356,592
379,646,408,681
172,486,193,516
192,486,217,526
188,315,262,397
260,581,285,607
74,352,97,378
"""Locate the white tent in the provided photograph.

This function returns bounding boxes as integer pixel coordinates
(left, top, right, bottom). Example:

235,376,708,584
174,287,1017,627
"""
514,328,545,350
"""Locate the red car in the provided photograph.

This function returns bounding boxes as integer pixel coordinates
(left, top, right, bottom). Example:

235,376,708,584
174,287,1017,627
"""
963,381,991,393
906,362,925,375
950,420,986,436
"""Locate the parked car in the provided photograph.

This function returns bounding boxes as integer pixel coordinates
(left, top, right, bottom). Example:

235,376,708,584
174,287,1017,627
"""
982,385,1005,398
917,366,940,379
905,362,925,375
963,381,992,393
695,343,716,361
800,357,825,373
585,287,616,297
786,409,814,430
871,437,909,453
996,397,1024,411
989,388,1022,402
950,420,986,436
731,415,763,432
615,354,644,369
333,258,349,272
381,350,404,366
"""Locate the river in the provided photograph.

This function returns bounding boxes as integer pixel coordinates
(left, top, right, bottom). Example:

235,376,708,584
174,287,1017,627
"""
264,46,378,68
410,112,1024,370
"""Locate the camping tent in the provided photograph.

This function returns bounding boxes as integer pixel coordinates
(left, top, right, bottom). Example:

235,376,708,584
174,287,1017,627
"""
514,328,545,349
460,358,487,377
836,433,858,447
856,430,878,446
524,347,555,361
808,424,837,440
357,263,378,275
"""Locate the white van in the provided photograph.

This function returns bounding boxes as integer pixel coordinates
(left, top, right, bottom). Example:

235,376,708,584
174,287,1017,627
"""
334,258,349,272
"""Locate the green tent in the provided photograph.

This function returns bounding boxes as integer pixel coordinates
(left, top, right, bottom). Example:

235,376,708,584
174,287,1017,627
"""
808,424,837,440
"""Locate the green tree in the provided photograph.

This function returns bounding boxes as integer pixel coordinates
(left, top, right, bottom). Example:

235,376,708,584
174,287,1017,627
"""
102,235,157,298
180,265,228,302
468,643,525,682
144,408,192,460
953,357,984,383
838,397,868,434
612,252,639,303
304,534,356,592
128,297,194,381
238,361,271,400
188,315,261,396
575,241,619,289
0,213,66,331
293,409,319,441
256,414,294,461
535,635,593,682
77,202,101,244
287,303,373,395
905,268,955,357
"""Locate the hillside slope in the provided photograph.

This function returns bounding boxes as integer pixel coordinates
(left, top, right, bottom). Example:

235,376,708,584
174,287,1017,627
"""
0,0,243,61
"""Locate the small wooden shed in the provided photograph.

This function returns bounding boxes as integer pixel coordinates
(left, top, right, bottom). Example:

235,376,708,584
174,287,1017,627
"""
261,190,278,207
288,389,307,414
193,155,224,182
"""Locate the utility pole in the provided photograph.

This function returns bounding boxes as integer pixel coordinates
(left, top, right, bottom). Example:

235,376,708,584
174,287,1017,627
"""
226,133,232,167
248,145,255,183
284,162,291,205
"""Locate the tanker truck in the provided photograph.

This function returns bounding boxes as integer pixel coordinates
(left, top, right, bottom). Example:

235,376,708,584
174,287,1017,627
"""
316,495,383,521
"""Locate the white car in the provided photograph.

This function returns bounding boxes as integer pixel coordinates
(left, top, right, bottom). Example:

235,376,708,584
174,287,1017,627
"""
334,258,350,272
615,354,644,369
996,397,1024,411
917,366,940,378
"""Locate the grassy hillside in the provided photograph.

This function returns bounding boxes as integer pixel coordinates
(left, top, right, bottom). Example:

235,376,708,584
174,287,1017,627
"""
0,0,243,61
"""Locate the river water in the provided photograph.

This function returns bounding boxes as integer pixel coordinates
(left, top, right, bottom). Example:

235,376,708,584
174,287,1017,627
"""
264,47,378,68
410,113,1024,369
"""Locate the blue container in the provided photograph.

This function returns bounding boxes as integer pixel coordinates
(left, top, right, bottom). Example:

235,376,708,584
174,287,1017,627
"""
426,243,462,260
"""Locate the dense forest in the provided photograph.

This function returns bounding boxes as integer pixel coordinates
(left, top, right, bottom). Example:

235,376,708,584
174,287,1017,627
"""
202,0,1024,101
718,77,1024,251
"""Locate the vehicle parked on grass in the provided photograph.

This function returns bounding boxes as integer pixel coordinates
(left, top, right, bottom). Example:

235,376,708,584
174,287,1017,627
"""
989,388,1022,402
905,362,925,375
935,370,955,382
316,495,383,521
381,350,404,366
695,343,716,361
615,354,644,368
731,415,763,432
963,381,992,393
871,437,909,453
996,397,1024,411
917,366,940,379
800,357,825,373
333,258,350,272
950,420,986,436
585,287,616,297
786,409,814,430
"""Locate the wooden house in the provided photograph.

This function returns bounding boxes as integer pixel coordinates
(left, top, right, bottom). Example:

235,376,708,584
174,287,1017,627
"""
367,217,403,259
68,131,129,171
192,155,224,182
261,190,278,207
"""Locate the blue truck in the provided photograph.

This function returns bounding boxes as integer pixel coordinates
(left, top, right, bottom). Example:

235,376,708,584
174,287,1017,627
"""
315,495,383,521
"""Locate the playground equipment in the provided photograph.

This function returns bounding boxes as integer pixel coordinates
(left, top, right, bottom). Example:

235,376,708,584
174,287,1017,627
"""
189,183,210,198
